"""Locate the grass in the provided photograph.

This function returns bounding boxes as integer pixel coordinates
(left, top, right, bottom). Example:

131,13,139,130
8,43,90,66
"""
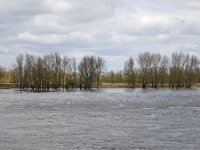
193,83,200,88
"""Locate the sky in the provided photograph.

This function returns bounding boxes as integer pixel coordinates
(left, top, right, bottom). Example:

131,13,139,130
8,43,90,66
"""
0,0,200,70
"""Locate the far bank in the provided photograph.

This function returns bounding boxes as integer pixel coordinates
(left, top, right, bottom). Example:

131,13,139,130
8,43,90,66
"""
0,83,200,90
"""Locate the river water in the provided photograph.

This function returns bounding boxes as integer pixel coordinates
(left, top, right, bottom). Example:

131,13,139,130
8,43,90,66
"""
0,88,200,150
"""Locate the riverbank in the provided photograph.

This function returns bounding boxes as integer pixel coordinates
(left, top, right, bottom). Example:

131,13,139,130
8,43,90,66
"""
1,83,200,89
101,83,200,88
0,83,16,89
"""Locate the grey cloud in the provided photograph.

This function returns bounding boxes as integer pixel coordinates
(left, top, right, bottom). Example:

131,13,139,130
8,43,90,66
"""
0,0,200,70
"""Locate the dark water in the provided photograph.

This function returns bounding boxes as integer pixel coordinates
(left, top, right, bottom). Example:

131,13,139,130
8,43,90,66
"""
0,88,200,150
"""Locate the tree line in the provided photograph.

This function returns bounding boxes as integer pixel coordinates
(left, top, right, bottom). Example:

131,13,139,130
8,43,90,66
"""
9,53,106,91
0,51,199,91
124,52,200,89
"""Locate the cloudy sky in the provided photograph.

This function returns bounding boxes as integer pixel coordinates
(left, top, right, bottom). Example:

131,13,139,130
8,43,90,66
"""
0,0,200,70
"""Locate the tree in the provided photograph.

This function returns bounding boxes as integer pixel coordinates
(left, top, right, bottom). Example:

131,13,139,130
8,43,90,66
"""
71,57,77,88
159,55,169,88
95,56,106,88
53,53,62,90
137,52,151,88
7,51,199,91
151,53,162,88
43,54,55,90
124,57,136,88
63,57,77,89
184,55,199,88
79,56,96,89
169,52,187,88
0,66,5,84
62,56,69,89
24,54,34,89
36,56,44,91
109,71,115,83
15,54,24,89
168,52,200,88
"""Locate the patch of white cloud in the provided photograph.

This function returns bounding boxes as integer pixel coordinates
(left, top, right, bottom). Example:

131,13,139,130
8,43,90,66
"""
42,0,72,13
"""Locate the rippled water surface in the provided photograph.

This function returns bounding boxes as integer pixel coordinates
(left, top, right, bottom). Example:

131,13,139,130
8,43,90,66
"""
0,88,200,150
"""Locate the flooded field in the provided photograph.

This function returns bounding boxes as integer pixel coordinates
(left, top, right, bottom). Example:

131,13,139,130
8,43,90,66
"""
0,88,200,150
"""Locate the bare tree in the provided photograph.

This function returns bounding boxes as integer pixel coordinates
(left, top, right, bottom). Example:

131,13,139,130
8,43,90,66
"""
0,66,5,84
43,54,55,90
184,55,199,88
36,57,44,91
110,71,115,83
15,54,24,89
137,52,151,88
62,56,69,89
124,57,136,88
53,53,62,90
159,55,169,88
151,53,162,88
7,52,199,91
79,56,96,89
63,57,77,89
95,56,106,88
24,54,34,90
169,52,187,88
71,57,77,89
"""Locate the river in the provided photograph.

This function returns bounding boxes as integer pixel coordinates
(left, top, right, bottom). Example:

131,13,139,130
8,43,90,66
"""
0,88,200,150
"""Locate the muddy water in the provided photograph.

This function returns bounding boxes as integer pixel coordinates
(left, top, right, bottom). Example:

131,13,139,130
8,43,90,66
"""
0,89,200,150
